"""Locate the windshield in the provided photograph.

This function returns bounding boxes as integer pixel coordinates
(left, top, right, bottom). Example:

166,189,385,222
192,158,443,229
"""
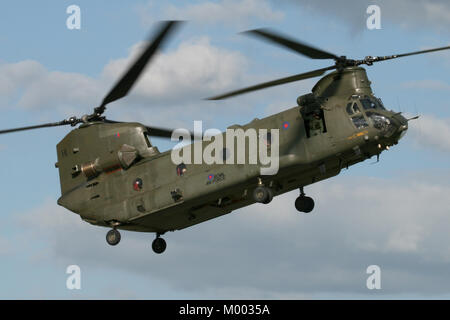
373,97,385,110
143,132,152,147
366,111,396,137
351,115,368,129
346,102,361,115
346,96,385,116
360,96,385,110
347,95,387,130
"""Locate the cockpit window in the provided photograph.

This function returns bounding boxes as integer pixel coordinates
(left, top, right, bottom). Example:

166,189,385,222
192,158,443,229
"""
346,102,361,115
346,96,386,130
351,115,368,129
366,111,394,136
346,103,352,115
360,98,377,110
143,132,152,147
358,96,386,111
374,98,386,110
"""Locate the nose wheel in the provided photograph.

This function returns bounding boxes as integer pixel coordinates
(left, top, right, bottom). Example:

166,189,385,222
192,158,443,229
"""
106,229,121,246
295,187,315,213
152,234,167,254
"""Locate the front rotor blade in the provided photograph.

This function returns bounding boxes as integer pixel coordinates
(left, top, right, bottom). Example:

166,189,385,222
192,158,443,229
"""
367,45,450,64
244,29,340,60
207,66,335,100
96,21,182,115
0,120,72,135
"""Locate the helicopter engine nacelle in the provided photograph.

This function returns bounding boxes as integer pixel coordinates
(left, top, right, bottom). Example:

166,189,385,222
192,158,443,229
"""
81,144,139,179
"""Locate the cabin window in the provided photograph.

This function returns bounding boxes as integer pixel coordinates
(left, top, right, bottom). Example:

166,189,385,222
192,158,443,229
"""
176,163,187,176
133,178,143,191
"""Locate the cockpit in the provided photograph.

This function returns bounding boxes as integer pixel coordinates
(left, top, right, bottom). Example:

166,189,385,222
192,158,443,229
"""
346,95,397,137
346,95,385,115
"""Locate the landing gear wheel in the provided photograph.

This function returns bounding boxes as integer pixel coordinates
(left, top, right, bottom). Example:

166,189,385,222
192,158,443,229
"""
152,237,167,254
263,188,274,204
106,229,121,246
295,196,315,213
253,186,273,204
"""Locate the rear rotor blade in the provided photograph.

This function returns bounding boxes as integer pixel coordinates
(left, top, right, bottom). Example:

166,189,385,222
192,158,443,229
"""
207,66,335,100
95,21,182,115
244,29,340,60
146,126,184,139
104,119,197,140
0,119,76,135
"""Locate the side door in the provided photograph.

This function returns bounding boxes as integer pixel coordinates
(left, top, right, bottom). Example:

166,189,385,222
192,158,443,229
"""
303,106,336,159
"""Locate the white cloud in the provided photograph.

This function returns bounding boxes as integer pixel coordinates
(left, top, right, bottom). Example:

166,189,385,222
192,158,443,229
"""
0,37,248,121
0,60,101,115
402,79,450,91
18,71,102,112
284,0,450,33
386,225,424,253
137,0,284,26
14,172,450,298
0,36,297,137
422,1,450,28
408,114,450,153
0,60,45,96
102,37,248,104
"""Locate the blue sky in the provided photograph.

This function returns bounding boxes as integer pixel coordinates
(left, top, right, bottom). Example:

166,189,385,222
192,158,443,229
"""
0,0,449,299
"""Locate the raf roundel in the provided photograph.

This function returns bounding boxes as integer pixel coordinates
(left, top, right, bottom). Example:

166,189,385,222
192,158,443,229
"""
282,121,289,130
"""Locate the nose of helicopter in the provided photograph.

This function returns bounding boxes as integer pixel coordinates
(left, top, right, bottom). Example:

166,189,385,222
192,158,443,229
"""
390,113,408,141
367,110,408,141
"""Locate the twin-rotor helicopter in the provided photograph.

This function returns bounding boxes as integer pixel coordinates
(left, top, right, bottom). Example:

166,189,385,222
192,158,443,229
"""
1,21,449,253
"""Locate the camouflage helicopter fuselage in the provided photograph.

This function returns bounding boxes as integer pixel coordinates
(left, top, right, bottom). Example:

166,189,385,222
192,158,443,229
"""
56,67,408,235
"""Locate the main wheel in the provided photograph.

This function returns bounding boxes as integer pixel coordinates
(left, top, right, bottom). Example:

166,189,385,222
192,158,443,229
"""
152,237,167,254
253,186,273,204
295,196,315,213
263,188,274,204
106,229,121,246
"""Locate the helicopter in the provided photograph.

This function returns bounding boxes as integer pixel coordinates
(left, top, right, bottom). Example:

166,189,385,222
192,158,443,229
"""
1,21,449,254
